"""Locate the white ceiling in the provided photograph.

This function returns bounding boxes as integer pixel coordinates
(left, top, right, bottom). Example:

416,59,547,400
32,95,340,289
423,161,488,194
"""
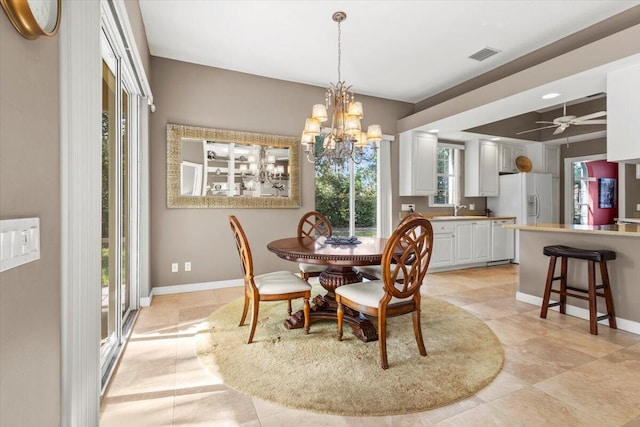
139,1,639,103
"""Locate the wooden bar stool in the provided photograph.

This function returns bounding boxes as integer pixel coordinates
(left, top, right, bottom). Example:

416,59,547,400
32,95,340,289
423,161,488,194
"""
540,245,617,335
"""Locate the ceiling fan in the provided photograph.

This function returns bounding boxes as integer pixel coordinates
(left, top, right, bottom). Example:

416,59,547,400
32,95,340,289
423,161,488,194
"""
517,103,607,136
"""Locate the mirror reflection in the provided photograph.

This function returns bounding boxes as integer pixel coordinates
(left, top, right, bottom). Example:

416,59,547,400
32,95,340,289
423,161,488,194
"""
167,124,300,208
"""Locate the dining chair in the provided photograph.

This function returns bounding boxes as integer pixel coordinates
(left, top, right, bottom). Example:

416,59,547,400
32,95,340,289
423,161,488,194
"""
336,215,433,369
357,213,425,281
297,211,333,281
229,215,311,344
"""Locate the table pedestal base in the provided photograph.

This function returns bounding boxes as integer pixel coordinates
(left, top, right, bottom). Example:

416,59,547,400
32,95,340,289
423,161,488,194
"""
283,266,378,342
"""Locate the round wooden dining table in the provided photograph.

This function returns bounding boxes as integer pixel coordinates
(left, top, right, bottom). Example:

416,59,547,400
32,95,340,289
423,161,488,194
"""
267,236,388,342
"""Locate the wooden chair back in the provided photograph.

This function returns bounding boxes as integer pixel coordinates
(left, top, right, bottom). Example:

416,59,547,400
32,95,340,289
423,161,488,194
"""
297,211,332,239
229,215,255,287
380,216,433,299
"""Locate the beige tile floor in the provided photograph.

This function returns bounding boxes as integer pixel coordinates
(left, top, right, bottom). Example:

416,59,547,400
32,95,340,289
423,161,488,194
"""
100,265,640,426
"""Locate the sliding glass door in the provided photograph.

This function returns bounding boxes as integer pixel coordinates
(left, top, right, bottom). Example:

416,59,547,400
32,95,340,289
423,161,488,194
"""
100,29,137,379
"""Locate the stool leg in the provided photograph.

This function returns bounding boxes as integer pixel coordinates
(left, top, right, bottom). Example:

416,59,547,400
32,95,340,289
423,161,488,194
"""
559,256,568,314
599,260,617,330
541,255,557,319
587,260,598,335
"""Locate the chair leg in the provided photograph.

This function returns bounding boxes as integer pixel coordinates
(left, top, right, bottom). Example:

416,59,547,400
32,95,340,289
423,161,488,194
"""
336,297,344,341
287,299,292,316
599,261,617,329
559,256,568,314
412,309,427,357
301,271,309,282
239,290,249,326
303,297,310,334
587,260,598,335
540,255,557,319
247,295,260,344
378,313,389,370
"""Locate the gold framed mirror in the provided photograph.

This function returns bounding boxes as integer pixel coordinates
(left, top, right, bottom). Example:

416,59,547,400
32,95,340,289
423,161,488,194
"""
167,124,300,208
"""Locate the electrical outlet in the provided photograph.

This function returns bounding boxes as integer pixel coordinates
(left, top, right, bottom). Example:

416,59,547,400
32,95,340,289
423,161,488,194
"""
401,204,415,212
185,261,191,272
171,262,178,273
636,204,640,211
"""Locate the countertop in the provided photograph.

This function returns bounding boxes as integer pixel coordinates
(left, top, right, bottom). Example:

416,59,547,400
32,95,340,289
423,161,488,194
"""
428,216,516,221
504,223,640,237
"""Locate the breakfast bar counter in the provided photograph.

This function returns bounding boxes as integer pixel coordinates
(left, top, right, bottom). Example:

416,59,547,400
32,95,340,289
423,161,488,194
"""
505,223,640,334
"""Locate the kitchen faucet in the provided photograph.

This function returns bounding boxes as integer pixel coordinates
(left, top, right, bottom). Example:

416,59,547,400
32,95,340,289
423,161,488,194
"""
454,202,467,216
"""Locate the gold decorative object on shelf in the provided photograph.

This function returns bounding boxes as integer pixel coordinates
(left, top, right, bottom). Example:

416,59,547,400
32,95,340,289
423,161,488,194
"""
167,124,300,209
515,155,533,173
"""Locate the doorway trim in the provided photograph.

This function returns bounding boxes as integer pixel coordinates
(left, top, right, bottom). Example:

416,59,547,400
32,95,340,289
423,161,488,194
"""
563,153,607,225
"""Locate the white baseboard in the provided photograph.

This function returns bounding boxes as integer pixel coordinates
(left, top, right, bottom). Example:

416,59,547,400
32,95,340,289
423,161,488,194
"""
516,291,640,335
140,278,244,307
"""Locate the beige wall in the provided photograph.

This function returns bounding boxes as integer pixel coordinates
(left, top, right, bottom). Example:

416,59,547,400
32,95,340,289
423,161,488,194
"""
0,15,61,427
149,57,413,287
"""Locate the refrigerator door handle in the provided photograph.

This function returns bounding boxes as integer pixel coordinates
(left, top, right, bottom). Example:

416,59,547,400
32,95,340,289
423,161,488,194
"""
535,193,541,218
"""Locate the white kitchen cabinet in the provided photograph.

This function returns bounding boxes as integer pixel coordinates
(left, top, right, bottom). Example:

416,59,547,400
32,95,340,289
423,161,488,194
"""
465,140,499,197
526,143,560,177
472,221,491,262
499,143,527,173
607,63,640,163
454,221,490,265
399,131,437,196
544,145,560,177
454,222,472,264
430,222,455,268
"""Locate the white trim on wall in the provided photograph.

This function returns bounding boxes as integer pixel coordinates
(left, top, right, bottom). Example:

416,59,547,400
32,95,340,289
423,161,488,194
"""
59,1,102,425
563,153,606,224
140,278,244,307
516,292,640,335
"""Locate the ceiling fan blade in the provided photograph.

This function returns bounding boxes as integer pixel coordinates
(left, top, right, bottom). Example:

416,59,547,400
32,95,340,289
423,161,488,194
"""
535,121,555,124
516,124,559,135
573,111,607,122
553,125,567,135
573,120,607,125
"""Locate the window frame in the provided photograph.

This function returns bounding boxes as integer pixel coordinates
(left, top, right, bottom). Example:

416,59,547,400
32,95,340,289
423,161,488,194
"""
429,143,463,207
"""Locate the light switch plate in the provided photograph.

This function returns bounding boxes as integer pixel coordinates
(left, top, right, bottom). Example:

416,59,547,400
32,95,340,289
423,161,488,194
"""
0,218,40,273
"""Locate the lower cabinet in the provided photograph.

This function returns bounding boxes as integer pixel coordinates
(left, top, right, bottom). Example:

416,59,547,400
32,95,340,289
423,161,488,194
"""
454,221,490,265
430,223,455,268
430,219,493,270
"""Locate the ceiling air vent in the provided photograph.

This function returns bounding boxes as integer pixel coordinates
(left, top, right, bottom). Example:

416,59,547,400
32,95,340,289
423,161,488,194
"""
468,47,501,62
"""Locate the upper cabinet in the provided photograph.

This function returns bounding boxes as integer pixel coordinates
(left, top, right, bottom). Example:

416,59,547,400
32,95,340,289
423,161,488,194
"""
499,143,527,173
465,140,499,197
399,131,437,196
526,143,560,177
607,63,640,164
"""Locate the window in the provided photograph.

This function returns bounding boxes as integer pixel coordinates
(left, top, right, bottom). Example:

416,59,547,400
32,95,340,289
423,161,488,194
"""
572,161,590,225
430,145,462,206
315,144,379,237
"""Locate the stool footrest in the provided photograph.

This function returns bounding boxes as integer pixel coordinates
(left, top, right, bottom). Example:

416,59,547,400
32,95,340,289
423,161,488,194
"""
551,276,565,282
547,301,561,307
597,314,611,321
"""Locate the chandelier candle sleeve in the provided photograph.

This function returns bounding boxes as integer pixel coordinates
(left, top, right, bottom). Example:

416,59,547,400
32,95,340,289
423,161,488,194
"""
301,11,382,167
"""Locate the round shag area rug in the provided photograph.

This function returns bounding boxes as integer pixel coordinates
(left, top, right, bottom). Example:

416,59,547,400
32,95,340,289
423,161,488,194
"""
195,286,504,416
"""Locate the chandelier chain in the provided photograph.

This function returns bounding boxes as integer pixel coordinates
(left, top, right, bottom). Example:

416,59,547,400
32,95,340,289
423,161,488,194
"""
337,20,341,82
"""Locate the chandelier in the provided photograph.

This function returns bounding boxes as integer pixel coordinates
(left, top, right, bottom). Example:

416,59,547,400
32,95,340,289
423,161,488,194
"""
301,11,382,168
239,146,285,191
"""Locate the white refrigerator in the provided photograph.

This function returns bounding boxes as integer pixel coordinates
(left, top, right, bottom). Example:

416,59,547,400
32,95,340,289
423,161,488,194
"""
487,173,553,263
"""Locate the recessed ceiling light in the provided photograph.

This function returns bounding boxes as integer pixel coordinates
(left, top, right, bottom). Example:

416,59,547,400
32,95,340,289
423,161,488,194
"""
428,129,439,133
490,137,501,141
542,92,560,99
